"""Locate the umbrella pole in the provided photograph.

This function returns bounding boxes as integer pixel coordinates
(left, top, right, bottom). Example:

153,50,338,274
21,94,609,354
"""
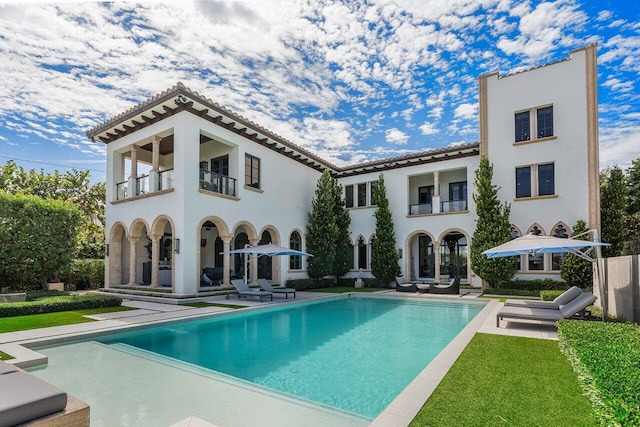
592,229,606,321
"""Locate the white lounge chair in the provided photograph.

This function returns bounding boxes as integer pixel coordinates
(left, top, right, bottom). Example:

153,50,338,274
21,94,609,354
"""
257,279,296,299
504,286,582,309
229,279,273,302
496,292,597,327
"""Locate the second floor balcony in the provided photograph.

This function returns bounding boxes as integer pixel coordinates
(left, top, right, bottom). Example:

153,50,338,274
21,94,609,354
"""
200,170,237,197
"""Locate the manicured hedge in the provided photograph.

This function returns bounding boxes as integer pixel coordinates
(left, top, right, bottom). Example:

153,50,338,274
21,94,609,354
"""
0,294,122,318
285,278,336,290
61,259,105,290
483,288,540,297
558,320,640,426
540,290,564,301
499,279,566,291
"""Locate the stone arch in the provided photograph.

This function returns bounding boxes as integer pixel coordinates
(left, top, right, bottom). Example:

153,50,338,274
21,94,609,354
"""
197,216,230,239
527,223,546,236
197,216,231,288
231,221,258,242
438,228,470,281
405,230,438,281
151,215,175,238
259,225,281,245
107,222,128,287
551,222,570,238
288,229,305,272
129,218,151,239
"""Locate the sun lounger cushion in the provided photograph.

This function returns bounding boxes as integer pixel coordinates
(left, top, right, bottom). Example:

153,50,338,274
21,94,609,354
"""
497,293,597,327
505,286,582,309
559,293,597,317
0,371,68,427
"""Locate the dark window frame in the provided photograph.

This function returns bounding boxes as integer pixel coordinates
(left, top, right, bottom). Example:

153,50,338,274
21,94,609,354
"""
419,185,434,205
536,106,554,138
345,185,354,208
244,154,260,189
449,181,467,201
515,111,531,142
289,231,302,270
210,155,229,176
538,163,555,196
370,181,377,206
357,183,367,207
516,166,532,198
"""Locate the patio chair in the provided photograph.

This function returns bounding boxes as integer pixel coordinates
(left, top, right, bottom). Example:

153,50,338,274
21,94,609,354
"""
395,276,417,293
257,279,296,299
429,276,460,294
229,279,273,302
496,292,597,327
504,286,582,309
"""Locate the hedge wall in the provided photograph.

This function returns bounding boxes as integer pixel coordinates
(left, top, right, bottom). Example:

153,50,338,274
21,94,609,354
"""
558,320,640,426
0,294,121,317
61,259,105,290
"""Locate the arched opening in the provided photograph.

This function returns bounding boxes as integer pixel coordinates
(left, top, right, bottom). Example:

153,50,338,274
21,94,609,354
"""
440,232,468,280
258,230,272,280
234,232,250,279
289,231,302,270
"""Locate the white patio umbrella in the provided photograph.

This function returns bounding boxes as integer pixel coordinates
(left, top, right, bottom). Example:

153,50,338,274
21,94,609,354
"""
482,231,609,319
221,243,312,284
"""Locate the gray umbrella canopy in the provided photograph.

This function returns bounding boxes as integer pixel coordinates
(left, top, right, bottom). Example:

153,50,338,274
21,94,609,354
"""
482,233,608,262
222,243,312,257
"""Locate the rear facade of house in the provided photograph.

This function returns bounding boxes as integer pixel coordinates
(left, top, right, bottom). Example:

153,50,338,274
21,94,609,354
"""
87,45,600,295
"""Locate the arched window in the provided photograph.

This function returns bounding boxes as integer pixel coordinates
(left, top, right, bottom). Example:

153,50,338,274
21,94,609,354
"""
357,236,368,270
440,232,468,279
289,231,302,270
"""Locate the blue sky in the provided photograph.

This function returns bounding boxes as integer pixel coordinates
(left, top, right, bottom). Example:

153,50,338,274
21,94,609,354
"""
0,0,638,183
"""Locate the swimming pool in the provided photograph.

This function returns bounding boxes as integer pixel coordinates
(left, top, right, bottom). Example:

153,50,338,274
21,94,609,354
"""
30,295,487,425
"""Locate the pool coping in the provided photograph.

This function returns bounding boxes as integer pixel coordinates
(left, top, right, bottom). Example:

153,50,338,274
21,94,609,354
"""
2,292,496,426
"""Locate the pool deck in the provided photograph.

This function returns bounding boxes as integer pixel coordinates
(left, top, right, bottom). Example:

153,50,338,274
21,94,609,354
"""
0,290,558,427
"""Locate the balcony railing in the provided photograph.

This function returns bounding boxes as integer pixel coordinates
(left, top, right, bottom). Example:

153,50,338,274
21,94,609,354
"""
441,199,468,212
116,181,128,200
136,174,149,196
158,168,174,190
409,203,433,215
200,170,236,197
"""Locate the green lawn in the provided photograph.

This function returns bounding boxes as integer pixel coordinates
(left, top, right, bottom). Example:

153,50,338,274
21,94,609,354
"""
410,333,597,426
0,306,135,333
307,287,386,293
0,350,14,361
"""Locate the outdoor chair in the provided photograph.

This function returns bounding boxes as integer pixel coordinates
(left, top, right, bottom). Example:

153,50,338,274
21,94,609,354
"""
395,276,417,293
229,279,273,302
504,286,582,309
496,292,597,327
257,279,296,299
429,276,460,294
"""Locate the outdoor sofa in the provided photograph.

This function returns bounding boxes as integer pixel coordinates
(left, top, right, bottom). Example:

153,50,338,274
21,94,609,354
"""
395,276,417,293
429,276,460,294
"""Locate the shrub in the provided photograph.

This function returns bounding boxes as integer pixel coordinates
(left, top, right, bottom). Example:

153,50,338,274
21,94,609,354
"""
285,278,336,290
61,259,105,289
498,279,566,291
558,320,640,426
540,290,564,301
0,294,121,317
25,290,68,301
483,288,540,297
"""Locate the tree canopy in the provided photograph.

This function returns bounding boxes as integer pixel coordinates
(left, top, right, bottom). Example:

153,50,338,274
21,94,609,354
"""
600,166,627,257
560,220,593,289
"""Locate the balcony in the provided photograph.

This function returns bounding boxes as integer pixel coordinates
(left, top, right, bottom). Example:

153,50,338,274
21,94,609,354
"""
136,174,149,196
409,203,433,215
200,170,237,197
441,199,468,212
116,181,128,200
158,168,174,190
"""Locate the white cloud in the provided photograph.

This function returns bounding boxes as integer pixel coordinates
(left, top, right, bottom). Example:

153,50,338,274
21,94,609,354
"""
419,122,438,135
454,103,477,120
385,128,410,145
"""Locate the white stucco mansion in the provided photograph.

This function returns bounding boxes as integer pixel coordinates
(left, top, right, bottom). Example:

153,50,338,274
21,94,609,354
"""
87,45,600,295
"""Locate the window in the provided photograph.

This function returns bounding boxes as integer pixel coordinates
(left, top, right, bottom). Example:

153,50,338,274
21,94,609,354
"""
357,236,368,270
528,253,544,271
289,231,302,270
211,155,229,176
449,182,467,201
551,223,569,271
537,106,554,138
515,105,554,143
515,111,530,142
199,161,208,180
516,167,532,198
348,243,355,270
244,154,260,188
538,163,555,196
357,183,367,207
418,185,434,204
370,181,377,205
345,185,354,208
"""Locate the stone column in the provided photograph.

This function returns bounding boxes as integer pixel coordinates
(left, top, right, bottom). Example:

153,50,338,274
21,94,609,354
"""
250,238,260,284
434,241,441,283
128,145,139,197
222,235,232,286
432,170,441,213
149,234,161,287
127,236,139,286
149,136,161,191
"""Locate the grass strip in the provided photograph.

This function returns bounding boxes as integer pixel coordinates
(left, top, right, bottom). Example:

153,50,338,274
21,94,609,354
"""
0,351,14,361
181,302,245,309
0,306,135,333
410,333,597,426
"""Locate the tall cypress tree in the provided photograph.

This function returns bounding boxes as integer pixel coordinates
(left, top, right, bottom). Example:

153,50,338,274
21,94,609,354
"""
470,156,516,288
600,166,627,257
371,173,400,286
560,220,593,288
306,170,350,283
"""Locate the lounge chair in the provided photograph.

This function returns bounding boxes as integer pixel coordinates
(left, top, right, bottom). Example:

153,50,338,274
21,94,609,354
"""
257,278,296,299
429,276,460,294
496,292,597,327
229,279,273,302
504,286,582,309
395,276,417,293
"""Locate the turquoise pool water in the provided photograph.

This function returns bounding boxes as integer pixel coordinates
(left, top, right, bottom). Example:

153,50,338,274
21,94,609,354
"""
91,295,485,419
